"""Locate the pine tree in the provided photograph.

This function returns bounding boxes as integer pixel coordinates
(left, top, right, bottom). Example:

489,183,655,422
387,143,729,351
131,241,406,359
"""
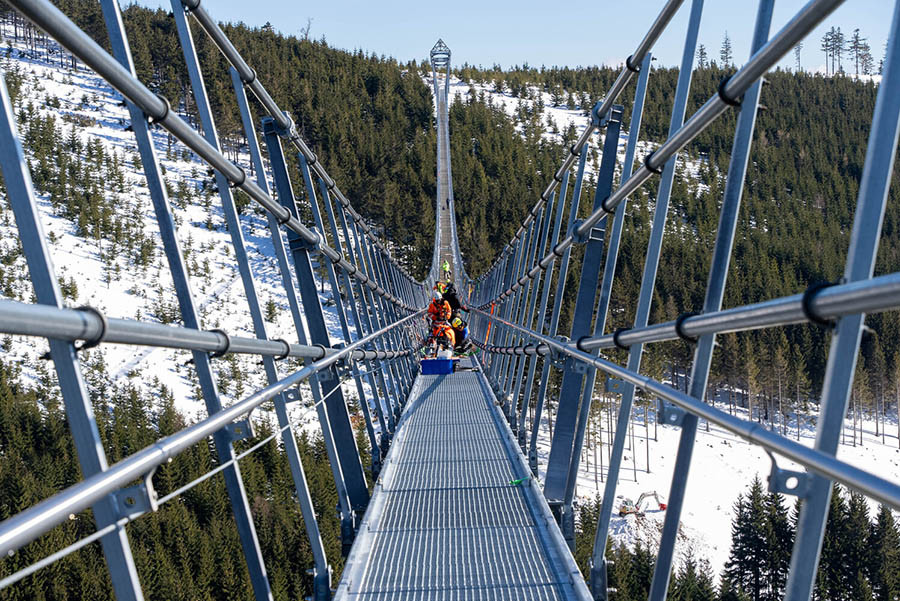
721,32,734,68
763,492,793,601
846,492,872,599
848,29,869,77
697,44,709,70
867,504,900,601
725,477,768,601
818,486,849,600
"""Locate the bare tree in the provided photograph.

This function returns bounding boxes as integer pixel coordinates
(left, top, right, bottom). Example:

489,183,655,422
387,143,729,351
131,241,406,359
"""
300,17,313,41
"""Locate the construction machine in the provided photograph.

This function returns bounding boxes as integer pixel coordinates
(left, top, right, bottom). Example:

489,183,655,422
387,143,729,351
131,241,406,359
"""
618,491,667,516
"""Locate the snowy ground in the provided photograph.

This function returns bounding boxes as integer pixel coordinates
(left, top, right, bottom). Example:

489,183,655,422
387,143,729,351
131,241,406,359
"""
530,390,900,577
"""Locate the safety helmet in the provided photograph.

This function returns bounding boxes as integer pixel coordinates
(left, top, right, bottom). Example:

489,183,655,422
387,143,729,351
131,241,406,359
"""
432,289,443,301
451,317,462,328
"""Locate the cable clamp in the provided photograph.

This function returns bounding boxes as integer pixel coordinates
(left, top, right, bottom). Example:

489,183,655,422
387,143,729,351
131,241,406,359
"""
766,451,811,498
208,328,231,358
575,335,590,353
802,281,836,328
643,149,664,175
42,305,108,360
571,219,589,244
314,344,329,360
113,467,159,519
276,208,293,226
283,387,302,403
229,167,246,189
717,75,742,108
147,94,170,124
612,327,630,351
75,305,108,352
241,67,257,86
657,400,687,427
674,312,699,344
625,54,641,73
273,338,291,361
181,0,200,12
224,419,255,442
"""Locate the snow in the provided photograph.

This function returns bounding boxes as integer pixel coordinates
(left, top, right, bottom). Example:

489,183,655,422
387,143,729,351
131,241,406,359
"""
0,35,355,432
531,390,900,577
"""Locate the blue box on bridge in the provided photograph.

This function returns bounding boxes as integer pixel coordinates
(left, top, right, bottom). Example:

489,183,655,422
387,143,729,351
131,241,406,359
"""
420,357,455,375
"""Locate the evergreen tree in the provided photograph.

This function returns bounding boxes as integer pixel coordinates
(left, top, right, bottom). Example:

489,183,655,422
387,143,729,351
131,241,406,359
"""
867,505,900,601
763,492,793,601
697,44,709,69
720,32,734,68
725,477,768,601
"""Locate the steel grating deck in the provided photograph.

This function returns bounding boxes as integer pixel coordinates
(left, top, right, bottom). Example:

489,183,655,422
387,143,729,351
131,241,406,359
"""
334,361,591,600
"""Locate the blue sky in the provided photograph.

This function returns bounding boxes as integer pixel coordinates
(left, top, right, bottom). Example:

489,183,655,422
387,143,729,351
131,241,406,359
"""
135,0,894,73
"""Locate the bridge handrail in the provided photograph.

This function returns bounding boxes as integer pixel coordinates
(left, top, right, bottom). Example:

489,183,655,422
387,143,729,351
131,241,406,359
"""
0,309,424,558
0,298,414,361
177,0,419,287
474,0,843,301
471,308,900,512
472,269,900,355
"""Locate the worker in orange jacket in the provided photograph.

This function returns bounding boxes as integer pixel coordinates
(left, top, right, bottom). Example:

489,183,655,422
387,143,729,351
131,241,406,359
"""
427,289,452,322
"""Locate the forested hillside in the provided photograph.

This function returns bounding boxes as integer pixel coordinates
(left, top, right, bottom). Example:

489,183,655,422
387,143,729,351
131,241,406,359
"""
449,62,900,432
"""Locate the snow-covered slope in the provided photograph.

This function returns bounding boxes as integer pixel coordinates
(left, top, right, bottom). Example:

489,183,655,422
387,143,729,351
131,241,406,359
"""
0,38,353,429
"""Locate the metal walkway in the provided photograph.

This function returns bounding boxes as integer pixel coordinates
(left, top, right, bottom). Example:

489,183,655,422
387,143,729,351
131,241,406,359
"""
335,359,590,600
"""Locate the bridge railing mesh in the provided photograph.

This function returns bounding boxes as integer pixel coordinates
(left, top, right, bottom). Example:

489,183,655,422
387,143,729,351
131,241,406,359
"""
0,0,430,598
468,0,900,600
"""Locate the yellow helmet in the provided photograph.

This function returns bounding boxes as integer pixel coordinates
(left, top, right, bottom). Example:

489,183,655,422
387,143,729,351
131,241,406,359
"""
451,317,462,328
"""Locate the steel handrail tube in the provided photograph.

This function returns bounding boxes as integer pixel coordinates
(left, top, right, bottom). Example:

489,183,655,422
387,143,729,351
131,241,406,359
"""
0,310,424,556
0,299,414,361
472,308,900,511
4,0,413,312
482,0,847,306
181,0,414,282
580,271,900,350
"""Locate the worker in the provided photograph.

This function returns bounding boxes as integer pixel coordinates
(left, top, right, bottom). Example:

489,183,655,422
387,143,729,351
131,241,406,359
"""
427,289,451,323
441,259,451,280
451,316,473,354
431,320,455,352
441,281,467,319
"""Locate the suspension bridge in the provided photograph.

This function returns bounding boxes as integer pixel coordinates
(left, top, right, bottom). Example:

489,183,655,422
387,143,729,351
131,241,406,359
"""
0,0,899,600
